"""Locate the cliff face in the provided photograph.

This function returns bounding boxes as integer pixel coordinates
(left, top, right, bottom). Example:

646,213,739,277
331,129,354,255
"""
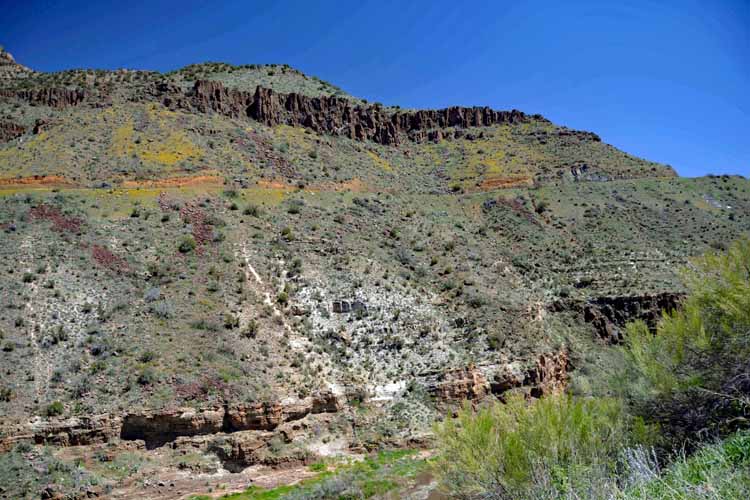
160,80,536,145
0,87,87,108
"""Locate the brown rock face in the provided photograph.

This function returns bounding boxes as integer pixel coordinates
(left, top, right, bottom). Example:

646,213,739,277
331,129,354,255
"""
0,414,122,451
120,407,225,449
0,87,87,108
428,366,489,402
526,351,570,397
160,80,536,146
225,392,342,432
0,121,25,142
120,391,341,449
491,351,570,398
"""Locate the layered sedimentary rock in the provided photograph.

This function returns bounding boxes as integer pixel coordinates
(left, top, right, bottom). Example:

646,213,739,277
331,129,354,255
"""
0,414,122,452
120,407,226,449
160,80,536,145
0,392,342,452
121,391,341,449
427,366,490,402
224,391,342,432
427,351,570,403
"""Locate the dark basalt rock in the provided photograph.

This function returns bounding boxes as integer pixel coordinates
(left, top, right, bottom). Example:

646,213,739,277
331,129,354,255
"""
0,86,87,108
552,292,684,343
159,80,541,146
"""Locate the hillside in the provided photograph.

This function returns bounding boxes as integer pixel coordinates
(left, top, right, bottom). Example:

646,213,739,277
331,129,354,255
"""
0,47,748,499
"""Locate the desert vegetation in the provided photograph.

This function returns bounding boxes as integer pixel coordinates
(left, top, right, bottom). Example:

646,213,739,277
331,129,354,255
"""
433,239,750,499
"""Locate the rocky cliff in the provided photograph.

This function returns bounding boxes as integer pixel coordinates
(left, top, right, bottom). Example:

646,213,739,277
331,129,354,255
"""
0,87,88,108
159,80,537,145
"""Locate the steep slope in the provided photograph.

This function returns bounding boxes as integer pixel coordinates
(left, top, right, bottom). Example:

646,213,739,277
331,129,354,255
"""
0,49,747,499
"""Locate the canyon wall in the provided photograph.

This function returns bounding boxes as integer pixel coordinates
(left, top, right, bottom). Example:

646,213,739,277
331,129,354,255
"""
160,80,540,145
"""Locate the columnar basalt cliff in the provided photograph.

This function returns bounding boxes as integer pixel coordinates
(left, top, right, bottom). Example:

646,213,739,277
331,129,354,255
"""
160,80,536,145
0,87,87,108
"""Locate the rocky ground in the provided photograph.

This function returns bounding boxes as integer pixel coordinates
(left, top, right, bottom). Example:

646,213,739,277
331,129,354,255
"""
0,47,748,498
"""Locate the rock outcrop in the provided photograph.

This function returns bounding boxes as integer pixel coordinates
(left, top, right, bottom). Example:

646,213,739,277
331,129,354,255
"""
583,293,682,343
0,48,33,80
426,351,570,404
0,87,88,108
160,80,537,146
121,391,341,449
0,121,25,142
491,351,570,398
427,366,489,402
121,407,225,449
1,392,342,452
0,414,122,452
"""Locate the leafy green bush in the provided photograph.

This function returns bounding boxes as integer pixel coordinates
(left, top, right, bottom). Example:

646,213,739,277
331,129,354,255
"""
434,393,651,499
45,400,64,417
178,235,197,253
620,237,750,441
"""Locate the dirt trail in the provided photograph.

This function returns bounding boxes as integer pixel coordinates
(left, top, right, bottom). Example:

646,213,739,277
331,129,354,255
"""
239,243,293,334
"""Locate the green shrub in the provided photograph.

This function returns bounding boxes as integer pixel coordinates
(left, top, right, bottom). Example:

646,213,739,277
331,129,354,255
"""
623,431,750,499
434,393,650,499
620,238,750,440
243,204,261,217
178,235,197,253
45,401,64,417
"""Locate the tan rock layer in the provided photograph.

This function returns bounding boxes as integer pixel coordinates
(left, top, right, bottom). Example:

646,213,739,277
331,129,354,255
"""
0,392,342,452
160,80,540,146
428,351,571,403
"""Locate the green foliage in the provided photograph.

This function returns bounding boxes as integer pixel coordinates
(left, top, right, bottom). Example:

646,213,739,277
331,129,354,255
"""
178,235,197,253
433,393,648,499
45,400,64,416
623,431,750,499
620,238,750,438
625,238,750,393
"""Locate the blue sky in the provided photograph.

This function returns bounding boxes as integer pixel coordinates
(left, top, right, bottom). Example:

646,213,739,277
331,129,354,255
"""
2,0,748,177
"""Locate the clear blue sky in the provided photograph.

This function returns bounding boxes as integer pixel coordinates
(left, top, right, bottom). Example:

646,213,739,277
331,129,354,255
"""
2,0,748,177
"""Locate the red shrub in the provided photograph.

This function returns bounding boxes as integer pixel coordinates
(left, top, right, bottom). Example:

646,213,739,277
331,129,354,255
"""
91,244,129,272
179,202,212,251
29,204,82,233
